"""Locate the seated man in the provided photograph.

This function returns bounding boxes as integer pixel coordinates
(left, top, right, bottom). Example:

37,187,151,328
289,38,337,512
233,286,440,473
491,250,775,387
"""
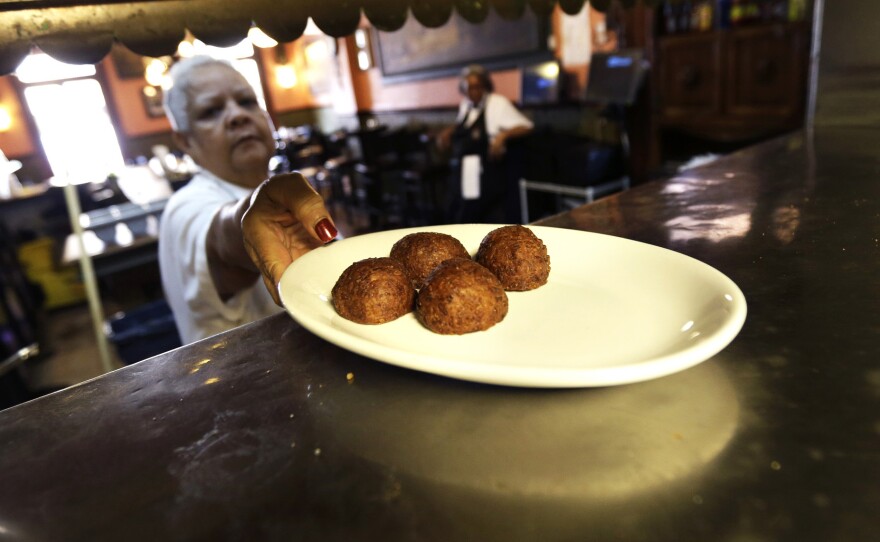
159,56,337,344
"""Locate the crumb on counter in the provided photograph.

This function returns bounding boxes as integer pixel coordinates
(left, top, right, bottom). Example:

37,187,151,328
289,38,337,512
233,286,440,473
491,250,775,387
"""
346,372,355,383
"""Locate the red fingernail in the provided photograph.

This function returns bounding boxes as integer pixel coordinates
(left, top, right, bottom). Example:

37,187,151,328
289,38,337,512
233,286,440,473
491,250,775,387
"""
315,218,337,243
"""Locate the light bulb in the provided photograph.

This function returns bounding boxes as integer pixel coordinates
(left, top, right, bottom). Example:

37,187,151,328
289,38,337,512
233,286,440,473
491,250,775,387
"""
0,106,12,132
275,65,297,89
144,58,168,87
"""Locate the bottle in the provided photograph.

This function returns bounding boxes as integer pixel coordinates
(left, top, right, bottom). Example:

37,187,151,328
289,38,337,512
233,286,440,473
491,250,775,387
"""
718,0,732,28
745,0,761,24
770,0,788,21
732,0,758,26
730,0,743,26
678,0,693,33
663,2,678,34
697,0,714,31
758,0,772,22
788,0,805,21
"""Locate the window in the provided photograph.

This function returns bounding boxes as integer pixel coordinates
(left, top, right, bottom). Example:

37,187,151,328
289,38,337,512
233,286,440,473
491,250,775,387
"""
16,53,124,184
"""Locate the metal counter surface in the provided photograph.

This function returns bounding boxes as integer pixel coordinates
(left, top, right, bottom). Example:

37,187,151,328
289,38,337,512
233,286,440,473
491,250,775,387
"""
0,127,877,541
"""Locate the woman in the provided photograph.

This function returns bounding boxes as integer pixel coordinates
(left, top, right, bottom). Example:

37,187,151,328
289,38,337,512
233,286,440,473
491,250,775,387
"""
159,56,337,344
437,64,534,223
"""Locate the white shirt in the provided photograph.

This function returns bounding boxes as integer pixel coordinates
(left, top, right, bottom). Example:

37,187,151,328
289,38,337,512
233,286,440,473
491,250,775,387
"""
456,92,534,140
158,169,281,345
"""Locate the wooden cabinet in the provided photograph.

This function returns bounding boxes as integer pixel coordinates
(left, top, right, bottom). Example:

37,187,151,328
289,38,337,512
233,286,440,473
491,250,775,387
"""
656,23,809,142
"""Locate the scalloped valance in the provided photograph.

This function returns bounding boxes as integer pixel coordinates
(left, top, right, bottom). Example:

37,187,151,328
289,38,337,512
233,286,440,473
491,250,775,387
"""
0,0,657,74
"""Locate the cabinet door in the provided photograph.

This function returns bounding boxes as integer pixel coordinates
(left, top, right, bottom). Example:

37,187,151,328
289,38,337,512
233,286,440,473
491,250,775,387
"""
658,33,723,121
725,25,808,120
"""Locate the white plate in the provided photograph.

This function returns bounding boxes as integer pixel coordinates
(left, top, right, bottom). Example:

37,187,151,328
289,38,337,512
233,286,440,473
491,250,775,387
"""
278,224,747,388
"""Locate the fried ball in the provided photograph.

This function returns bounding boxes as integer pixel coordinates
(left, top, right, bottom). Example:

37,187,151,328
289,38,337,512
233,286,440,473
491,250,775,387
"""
475,225,550,291
417,258,508,335
390,232,471,289
332,257,415,324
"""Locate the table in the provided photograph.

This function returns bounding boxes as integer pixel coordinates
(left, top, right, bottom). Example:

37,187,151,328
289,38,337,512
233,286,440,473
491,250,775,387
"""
518,175,630,223
61,199,167,277
58,167,173,372
0,181,54,237
0,126,877,541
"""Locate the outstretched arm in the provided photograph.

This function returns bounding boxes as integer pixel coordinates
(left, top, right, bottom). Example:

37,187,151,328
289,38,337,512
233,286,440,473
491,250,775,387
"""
208,172,337,306
436,124,455,152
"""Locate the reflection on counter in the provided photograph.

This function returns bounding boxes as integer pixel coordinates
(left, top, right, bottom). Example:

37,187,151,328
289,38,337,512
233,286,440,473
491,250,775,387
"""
313,357,739,509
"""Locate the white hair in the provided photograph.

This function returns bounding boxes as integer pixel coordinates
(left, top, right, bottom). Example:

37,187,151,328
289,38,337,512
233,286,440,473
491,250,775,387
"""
459,63,494,94
163,55,240,133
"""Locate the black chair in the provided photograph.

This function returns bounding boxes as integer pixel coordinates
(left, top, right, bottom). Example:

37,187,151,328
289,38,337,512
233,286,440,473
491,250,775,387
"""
517,128,628,223
349,127,403,230
518,49,647,222
0,222,45,410
351,126,442,230
395,126,448,224
319,130,359,222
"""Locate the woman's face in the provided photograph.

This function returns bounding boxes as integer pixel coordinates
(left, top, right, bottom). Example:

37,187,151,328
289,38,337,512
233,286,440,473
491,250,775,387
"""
464,74,487,106
174,65,275,188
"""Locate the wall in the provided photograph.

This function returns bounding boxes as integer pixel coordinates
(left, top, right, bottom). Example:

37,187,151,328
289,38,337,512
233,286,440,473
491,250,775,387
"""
0,76,35,157
0,39,346,178
0,46,176,179
259,36,357,133
103,39,352,145
344,5,610,115
0,75,51,183
813,0,880,126
0,4,610,183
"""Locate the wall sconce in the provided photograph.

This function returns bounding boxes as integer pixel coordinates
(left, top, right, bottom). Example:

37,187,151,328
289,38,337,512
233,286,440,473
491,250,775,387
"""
275,65,298,89
0,105,12,132
273,45,297,89
353,28,373,71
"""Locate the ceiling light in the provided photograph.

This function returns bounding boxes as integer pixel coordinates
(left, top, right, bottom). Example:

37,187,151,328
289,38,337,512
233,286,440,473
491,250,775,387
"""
248,26,278,48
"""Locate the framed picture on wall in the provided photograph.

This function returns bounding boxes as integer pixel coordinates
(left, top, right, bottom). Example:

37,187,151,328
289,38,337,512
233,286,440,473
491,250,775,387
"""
142,85,165,118
375,9,550,82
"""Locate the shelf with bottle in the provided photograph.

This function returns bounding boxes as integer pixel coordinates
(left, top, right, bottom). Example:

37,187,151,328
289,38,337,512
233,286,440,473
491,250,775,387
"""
659,0,807,36
661,0,714,35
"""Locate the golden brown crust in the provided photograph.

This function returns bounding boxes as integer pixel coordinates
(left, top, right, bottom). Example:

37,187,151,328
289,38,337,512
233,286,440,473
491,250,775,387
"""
416,258,508,335
390,232,471,289
475,225,550,291
332,257,415,324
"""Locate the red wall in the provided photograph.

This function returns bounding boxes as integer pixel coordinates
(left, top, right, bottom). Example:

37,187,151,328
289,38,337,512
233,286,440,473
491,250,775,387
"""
0,76,36,157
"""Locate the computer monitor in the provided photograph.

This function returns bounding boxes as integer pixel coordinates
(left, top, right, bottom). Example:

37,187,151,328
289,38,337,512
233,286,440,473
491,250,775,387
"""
521,59,562,106
584,49,648,106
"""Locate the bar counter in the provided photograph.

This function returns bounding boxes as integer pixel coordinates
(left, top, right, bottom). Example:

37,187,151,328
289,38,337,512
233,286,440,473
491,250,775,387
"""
1,126,877,540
